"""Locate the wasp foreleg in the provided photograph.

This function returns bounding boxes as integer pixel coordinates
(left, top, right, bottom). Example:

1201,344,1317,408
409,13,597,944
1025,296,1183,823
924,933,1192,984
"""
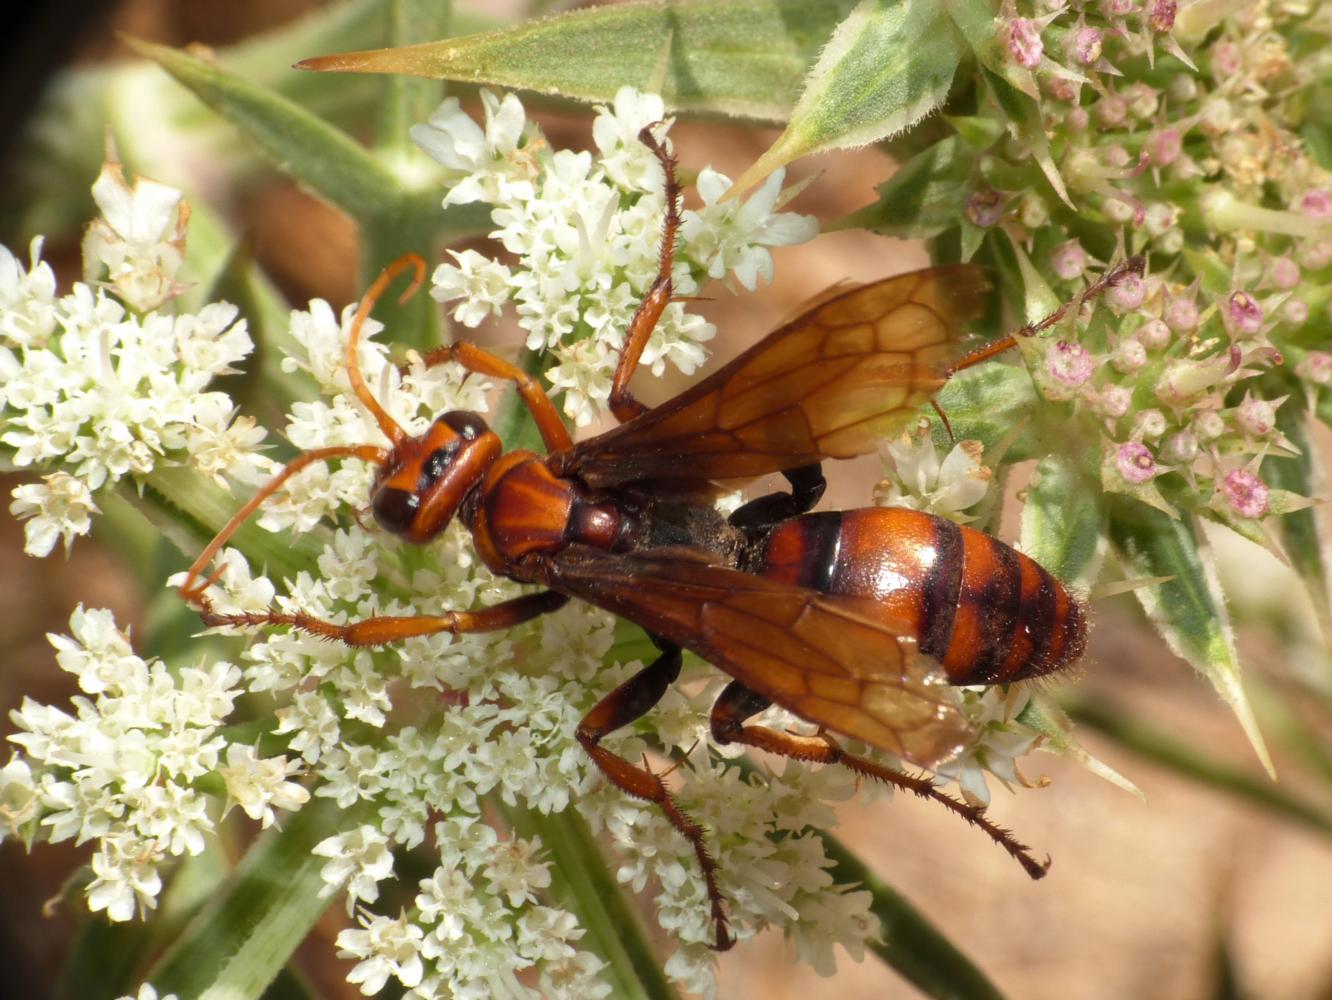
575,636,734,951
727,464,827,530
709,680,1050,881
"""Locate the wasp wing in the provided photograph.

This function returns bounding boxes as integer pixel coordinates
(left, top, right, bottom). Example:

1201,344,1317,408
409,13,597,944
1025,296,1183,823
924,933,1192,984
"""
559,265,989,488
539,545,973,767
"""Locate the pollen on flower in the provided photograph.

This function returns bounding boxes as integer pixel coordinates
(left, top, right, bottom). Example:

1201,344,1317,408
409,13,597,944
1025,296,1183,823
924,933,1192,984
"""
1116,441,1159,483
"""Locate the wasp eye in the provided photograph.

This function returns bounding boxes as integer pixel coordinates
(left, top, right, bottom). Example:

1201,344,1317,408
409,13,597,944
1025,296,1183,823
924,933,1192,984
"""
443,411,487,440
372,485,418,535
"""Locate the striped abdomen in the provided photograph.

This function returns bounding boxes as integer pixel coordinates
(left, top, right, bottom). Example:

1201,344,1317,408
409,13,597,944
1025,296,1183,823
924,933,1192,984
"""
753,508,1085,685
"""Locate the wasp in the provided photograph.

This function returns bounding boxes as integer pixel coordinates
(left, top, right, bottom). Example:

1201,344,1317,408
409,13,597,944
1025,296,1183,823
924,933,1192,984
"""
181,128,1135,951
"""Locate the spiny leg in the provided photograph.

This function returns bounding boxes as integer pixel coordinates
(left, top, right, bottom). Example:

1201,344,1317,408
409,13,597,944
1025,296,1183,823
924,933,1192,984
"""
576,636,734,951
709,680,1050,881
727,464,827,531
197,590,568,646
607,125,684,424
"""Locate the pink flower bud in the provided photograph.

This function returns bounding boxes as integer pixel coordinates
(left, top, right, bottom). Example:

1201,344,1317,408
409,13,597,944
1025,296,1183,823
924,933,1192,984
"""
1096,94,1129,128
1163,295,1199,333
1194,410,1225,440
1098,385,1133,418
1159,357,1229,404
1047,76,1080,102
1227,291,1263,336
1143,202,1176,236
1066,107,1091,132
965,188,1004,228
1047,341,1095,387
1150,128,1183,166
1162,430,1198,463
1133,409,1168,439
1072,27,1104,65
1299,239,1332,270
1235,395,1276,437
1283,299,1309,325
1102,0,1136,15
1269,256,1300,290
1116,442,1159,483
1008,18,1044,69
1211,41,1241,79
1300,189,1332,219
1149,0,1177,31
1112,337,1148,373
1125,82,1160,120
1223,469,1269,518
1107,272,1147,313
1051,241,1087,280
1297,351,1332,385
1138,318,1171,349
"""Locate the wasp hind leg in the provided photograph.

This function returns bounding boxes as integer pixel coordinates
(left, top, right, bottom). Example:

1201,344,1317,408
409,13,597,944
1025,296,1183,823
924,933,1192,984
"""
727,463,826,531
709,680,1050,880
197,591,569,646
575,634,734,951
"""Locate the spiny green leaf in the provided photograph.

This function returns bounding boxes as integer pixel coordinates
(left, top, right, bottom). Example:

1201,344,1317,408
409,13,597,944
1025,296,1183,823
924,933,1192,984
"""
930,363,1043,462
730,0,965,197
1020,452,1107,590
980,66,1071,207
837,135,973,238
298,0,861,123
1015,695,1143,799
1107,498,1274,777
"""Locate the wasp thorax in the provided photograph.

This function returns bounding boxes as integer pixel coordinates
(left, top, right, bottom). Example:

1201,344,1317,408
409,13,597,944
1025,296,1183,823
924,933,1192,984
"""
371,411,499,543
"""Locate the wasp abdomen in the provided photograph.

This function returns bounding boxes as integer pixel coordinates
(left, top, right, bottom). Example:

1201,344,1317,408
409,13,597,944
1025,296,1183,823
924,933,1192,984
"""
755,508,1085,685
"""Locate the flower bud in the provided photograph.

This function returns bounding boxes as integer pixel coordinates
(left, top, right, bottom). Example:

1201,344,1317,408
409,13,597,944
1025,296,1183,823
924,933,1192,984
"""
1269,256,1300,289
1125,81,1160,120
1167,74,1198,103
1296,350,1332,385
1018,192,1049,229
1222,468,1269,518
1071,26,1104,64
1133,408,1168,439
1107,271,1147,312
1300,189,1332,219
1096,94,1129,128
1065,106,1091,132
1159,356,1230,404
1138,317,1171,349
1008,18,1044,68
1142,202,1177,236
1150,128,1183,167
1097,385,1133,418
1046,340,1095,390
1116,442,1159,483
965,188,1005,228
1227,291,1263,336
1193,410,1225,440
1283,299,1309,325
1298,239,1332,270
1112,337,1148,373
1148,1,1177,31
1235,395,1276,437
1051,241,1087,280
1161,429,1198,463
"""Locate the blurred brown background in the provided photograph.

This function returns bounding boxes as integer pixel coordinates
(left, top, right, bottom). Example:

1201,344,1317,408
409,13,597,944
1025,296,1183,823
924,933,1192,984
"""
3,3,1332,999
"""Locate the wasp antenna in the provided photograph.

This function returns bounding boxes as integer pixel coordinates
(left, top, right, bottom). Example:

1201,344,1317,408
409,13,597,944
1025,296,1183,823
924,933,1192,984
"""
179,444,388,608
346,253,427,446
931,398,957,444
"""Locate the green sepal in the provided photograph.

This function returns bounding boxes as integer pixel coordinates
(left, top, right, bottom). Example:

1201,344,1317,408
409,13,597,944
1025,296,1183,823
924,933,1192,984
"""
729,0,965,197
298,0,861,124
1014,694,1142,799
1107,497,1274,777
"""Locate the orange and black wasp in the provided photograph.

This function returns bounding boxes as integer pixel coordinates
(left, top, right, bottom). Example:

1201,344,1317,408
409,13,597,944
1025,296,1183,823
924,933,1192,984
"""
181,128,1134,950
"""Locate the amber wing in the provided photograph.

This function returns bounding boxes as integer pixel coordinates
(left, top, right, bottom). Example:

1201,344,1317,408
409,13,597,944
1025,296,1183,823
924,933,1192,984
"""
539,545,973,766
559,265,989,487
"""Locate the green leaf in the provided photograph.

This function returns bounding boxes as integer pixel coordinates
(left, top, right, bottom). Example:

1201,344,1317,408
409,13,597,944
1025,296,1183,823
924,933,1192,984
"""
731,0,965,197
502,805,676,1000
1107,498,1274,777
126,37,407,222
1014,695,1142,799
930,363,1043,461
298,0,861,123
375,0,451,156
1065,698,1332,837
1020,452,1107,590
147,797,372,999
979,66,1071,207
837,135,973,238
821,833,1005,1000
1263,398,1332,645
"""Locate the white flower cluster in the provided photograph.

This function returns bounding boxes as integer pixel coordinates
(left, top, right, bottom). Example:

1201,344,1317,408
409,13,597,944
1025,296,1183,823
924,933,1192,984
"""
1,606,308,921
412,87,818,425
1,158,269,556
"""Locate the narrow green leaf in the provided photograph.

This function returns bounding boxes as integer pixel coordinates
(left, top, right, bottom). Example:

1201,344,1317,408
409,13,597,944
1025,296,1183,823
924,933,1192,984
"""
1020,452,1107,590
821,833,1006,1000
297,0,860,123
1107,497,1274,776
126,38,406,222
980,67,1071,207
375,0,450,156
1065,698,1332,837
1264,397,1332,644
502,805,676,1000
731,0,964,197
837,135,973,238
147,798,370,999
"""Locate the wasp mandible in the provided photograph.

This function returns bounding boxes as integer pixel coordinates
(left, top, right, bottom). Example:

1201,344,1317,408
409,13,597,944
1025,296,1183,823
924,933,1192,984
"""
181,127,1139,951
